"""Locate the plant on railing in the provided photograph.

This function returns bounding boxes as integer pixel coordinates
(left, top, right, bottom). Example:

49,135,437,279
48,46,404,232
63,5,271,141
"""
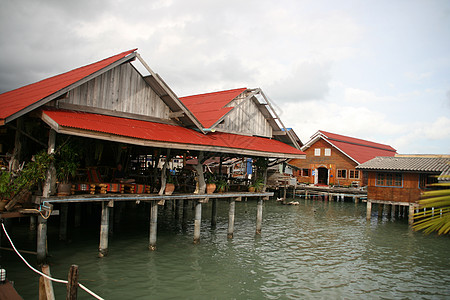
249,177,264,192
55,142,79,184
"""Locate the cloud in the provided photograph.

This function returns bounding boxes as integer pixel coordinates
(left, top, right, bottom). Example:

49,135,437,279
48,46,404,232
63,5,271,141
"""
344,88,398,104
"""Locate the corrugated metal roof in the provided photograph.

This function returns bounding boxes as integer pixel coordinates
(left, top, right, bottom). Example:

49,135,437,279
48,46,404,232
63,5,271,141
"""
42,109,306,157
179,88,247,128
357,156,450,179
303,130,397,164
0,49,137,124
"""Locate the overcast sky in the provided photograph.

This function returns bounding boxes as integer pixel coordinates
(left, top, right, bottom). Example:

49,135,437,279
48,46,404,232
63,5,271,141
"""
1,0,449,154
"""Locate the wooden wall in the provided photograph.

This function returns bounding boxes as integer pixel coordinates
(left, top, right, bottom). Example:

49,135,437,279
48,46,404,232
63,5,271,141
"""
214,92,272,137
366,172,421,203
289,139,361,186
61,63,171,119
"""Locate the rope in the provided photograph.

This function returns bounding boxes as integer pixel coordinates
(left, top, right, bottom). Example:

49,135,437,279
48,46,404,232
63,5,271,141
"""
1,223,104,300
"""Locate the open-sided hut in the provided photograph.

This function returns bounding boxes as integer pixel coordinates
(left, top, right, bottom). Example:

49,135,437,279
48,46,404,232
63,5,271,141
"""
0,49,305,261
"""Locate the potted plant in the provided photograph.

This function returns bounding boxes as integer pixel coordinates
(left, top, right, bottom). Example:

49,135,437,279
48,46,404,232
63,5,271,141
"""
55,143,79,196
205,172,216,194
249,177,264,192
215,178,228,193
164,172,175,195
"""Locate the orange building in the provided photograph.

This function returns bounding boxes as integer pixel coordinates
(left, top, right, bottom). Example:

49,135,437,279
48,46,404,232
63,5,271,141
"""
289,130,396,187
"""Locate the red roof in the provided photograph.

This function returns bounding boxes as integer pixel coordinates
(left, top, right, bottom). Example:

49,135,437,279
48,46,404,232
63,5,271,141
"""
42,109,305,157
0,49,137,123
313,130,396,164
179,88,247,128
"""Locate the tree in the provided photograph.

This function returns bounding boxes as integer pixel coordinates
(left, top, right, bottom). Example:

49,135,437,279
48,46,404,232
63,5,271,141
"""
413,177,450,235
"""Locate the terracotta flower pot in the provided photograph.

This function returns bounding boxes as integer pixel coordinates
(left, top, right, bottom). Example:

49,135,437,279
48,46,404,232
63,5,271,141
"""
206,183,216,194
165,183,175,195
248,186,256,192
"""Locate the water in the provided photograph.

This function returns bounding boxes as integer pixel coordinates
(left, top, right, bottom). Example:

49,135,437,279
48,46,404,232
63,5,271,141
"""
2,200,450,299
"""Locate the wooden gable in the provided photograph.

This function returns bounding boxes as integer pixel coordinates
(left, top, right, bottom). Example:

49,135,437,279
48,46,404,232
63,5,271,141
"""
57,62,172,122
215,90,273,137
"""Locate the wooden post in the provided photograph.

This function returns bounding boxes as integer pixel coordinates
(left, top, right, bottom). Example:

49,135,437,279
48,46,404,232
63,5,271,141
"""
39,264,55,300
227,198,236,239
42,129,56,198
391,204,396,218
59,203,68,241
408,204,415,226
9,118,23,172
37,215,47,264
386,204,392,218
158,149,171,195
211,199,217,228
98,201,109,257
30,215,36,231
149,201,158,251
193,151,206,194
378,203,384,218
74,203,81,228
108,201,114,236
366,200,372,221
175,199,180,219
67,264,79,300
182,199,188,231
193,200,202,244
256,198,263,235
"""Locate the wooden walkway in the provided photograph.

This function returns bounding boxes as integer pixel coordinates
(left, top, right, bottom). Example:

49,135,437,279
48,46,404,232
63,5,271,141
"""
33,191,273,262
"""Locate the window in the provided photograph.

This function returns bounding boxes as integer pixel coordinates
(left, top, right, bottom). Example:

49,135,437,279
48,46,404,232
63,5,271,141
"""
349,170,359,179
337,169,347,178
376,172,402,187
314,148,321,156
324,148,331,156
302,168,310,177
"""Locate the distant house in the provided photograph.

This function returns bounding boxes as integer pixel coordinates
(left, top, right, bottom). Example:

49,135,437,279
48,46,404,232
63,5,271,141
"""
356,155,450,204
289,130,397,187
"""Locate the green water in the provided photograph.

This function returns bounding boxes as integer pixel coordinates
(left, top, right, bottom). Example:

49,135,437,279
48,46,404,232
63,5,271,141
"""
2,200,450,299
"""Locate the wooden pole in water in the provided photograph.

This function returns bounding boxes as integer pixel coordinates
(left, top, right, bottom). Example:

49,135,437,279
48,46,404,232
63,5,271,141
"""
211,199,217,228
256,198,263,234
39,264,55,300
227,198,236,239
59,203,68,241
149,200,158,251
74,203,81,228
182,199,188,230
98,201,110,257
366,200,372,221
37,215,48,264
378,203,384,218
408,204,415,226
67,264,79,300
193,200,202,244
30,215,36,231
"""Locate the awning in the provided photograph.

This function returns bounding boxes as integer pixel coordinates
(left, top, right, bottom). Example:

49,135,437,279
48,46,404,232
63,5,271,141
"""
41,109,306,159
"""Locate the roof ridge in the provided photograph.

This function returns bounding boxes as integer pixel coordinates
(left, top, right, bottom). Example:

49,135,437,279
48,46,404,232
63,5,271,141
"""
180,87,247,100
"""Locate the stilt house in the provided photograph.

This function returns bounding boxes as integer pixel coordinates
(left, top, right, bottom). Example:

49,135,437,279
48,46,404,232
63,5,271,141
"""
289,130,397,187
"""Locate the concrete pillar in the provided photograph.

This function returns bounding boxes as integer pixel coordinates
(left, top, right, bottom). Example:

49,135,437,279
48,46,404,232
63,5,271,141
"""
227,199,236,239
59,203,68,241
37,215,48,264
149,201,158,250
256,198,263,234
98,201,109,257
366,201,372,221
211,199,217,228
193,201,202,244
408,204,415,226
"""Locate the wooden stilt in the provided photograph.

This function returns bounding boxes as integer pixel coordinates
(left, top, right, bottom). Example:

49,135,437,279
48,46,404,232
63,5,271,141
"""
227,198,236,239
74,203,81,228
149,201,158,251
386,204,392,218
39,264,55,300
211,199,217,228
378,203,384,218
66,264,79,300
391,204,396,219
175,199,180,219
59,203,68,241
408,204,415,226
366,200,372,221
108,201,114,236
37,215,47,264
98,201,109,257
182,199,188,230
30,215,36,231
256,198,263,235
193,200,202,244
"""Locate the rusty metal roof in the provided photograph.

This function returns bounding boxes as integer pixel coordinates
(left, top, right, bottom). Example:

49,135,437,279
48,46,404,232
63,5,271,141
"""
0,49,137,125
357,156,450,180
41,109,306,158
